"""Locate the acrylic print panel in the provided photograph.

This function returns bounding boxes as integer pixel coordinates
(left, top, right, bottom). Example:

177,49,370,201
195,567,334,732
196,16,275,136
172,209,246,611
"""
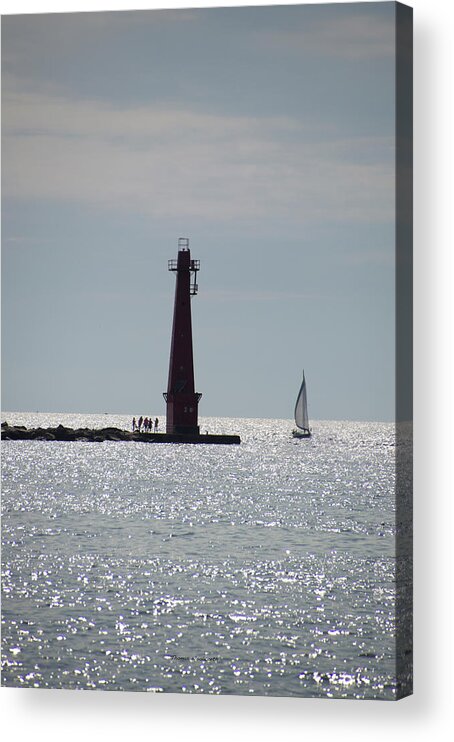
1,2,412,699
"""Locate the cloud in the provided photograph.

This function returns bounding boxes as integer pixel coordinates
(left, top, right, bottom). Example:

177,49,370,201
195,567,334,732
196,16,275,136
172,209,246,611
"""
2,85,394,225
254,11,395,60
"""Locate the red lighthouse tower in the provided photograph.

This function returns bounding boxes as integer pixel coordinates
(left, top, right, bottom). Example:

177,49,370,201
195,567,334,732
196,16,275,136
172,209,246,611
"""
163,238,202,435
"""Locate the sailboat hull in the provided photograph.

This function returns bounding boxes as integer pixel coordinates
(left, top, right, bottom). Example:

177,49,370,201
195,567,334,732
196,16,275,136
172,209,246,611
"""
292,428,311,439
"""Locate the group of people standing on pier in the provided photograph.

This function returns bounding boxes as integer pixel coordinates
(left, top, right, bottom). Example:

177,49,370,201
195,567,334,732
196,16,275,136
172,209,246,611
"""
132,416,159,433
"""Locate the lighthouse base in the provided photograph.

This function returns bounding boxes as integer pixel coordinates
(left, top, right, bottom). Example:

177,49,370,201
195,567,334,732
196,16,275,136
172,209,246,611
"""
166,423,200,436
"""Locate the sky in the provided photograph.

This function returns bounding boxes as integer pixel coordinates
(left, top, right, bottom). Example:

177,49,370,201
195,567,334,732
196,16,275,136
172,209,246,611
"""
2,2,399,421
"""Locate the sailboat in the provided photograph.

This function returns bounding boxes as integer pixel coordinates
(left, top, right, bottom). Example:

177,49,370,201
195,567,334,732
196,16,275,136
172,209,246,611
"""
292,371,311,438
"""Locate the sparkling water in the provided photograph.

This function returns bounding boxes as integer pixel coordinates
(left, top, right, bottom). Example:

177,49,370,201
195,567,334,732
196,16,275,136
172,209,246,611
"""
1,413,406,699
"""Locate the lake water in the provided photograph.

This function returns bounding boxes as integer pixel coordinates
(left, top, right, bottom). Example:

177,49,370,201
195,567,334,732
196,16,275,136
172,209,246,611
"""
1,412,411,699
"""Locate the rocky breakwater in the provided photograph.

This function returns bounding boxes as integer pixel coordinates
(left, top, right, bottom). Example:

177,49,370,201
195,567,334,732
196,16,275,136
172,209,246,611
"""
1,421,241,445
1,421,146,443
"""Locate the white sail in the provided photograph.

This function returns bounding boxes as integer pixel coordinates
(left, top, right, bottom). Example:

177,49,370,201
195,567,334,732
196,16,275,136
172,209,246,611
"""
294,372,309,432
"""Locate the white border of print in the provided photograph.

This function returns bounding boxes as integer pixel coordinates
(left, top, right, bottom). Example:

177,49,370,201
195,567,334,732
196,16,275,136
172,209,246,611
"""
1,2,452,742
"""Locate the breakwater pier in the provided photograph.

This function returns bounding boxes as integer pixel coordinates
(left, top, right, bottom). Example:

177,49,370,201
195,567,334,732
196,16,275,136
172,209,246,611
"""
1,422,240,445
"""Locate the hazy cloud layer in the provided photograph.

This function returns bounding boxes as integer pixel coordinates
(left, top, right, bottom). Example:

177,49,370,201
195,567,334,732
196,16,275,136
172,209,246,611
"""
253,11,395,59
3,86,393,224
